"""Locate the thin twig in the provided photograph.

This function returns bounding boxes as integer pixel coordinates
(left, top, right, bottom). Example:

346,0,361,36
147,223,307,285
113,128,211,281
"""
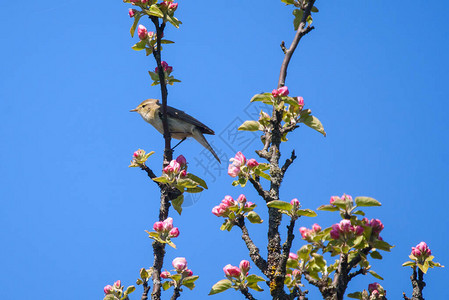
348,268,367,281
240,287,257,300
281,150,297,175
248,177,271,202
170,287,181,300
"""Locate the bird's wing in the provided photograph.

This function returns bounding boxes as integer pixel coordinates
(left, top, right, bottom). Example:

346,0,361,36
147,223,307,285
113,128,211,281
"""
165,105,215,135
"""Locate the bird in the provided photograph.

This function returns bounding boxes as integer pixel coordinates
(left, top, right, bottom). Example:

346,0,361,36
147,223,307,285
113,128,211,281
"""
130,99,221,163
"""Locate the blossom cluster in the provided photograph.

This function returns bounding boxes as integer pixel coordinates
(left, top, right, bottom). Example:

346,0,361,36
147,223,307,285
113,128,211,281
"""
161,257,193,279
155,61,173,75
212,194,254,217
411,241,432,259
227,151,259,178
368,282,386,298
271,86,289,98
330,194,353,205
223,260,251,278
153,217,180,239
104,280,121,295
330,219,365,240
129,149,154,167
161,155,187,182
298,223,322,241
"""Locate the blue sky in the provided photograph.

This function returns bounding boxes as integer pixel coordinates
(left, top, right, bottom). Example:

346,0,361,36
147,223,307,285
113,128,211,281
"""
1,1,448,299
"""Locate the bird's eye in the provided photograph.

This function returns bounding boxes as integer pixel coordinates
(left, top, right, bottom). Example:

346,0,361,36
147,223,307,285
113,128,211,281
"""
142,104,146,108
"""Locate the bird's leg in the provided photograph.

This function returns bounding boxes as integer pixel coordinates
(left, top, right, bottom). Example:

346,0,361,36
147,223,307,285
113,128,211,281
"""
171,137,186,151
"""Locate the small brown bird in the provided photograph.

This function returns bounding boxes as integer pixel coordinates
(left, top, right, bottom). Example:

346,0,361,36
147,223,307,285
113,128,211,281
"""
130,99,220,163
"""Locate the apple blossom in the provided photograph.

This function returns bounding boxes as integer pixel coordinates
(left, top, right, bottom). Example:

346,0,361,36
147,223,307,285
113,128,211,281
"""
247,158,259,168
290,198,300,207
161,271,170,279
176,154,187,166
172,257,187,271
278,86,289,96
237,194,247,203
104,285,113,294
138,25,148,40
312,223,321,232
169,227,180,238
223,264,241,277
228,164,240,177
239,260,250,274
153,221,164,232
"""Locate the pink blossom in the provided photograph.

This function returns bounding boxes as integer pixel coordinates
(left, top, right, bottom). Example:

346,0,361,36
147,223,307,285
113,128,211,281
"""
290,198,300,207
339,219,353,233
412,242,431,257
169,227,180,238
163,217,173,231
172,257,187,271
165,66,173,73
161,271,170,279
372,290,379,296
341,194,353,203
292,269,301,278
330,196,339,205
411,247,422,257
289,252,298,260
368,282,380,293
153,221,164,232
299,227,311,239
312,223,321,232
133,149,143,158
219,203,228,210
104,285,113,294
180,170,187,177
129,9,136,17
161,61,168,68
368,219,384,234
212,205,226,217
245,201,254,208
160,1,169,9
222,195,236,207
271,89,280,97
184,269,193,276
223,264,241,277
230,151,246,167
227,164,240,177
169,2,178,11
297,96,304,108
355,225,364,236
138,24,148,40
330,229,340,240
113,280,121,288
237,194,247,203
278,86,289,96
169,160,181,173
163,165,173,174
239,260,250,274
176,155,187,166
247,158,259,168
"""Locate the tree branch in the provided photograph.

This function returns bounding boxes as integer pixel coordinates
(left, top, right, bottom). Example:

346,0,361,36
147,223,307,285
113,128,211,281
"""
281,150,297,175
248,177,271,202
170,287,181,300
410,267,426,300
236,216,269,276
141,281,151,300
240,287,257,300
348,267,367,281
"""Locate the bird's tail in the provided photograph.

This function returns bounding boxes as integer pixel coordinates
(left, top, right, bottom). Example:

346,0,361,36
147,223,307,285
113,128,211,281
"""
192,128,221,163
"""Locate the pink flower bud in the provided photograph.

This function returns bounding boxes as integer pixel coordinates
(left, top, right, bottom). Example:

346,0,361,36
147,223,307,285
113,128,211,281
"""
368,283,380,293
129,9,136,17
247,158,259,168
172,257,187,271
184,269,193,276
153,221,164,232
138,25,148,40
160,1,169,9
114,280,121,288
330,196,339,205
355,225,364,236
222,195,235,206
163,165,173,174
272,89,280,97
161,271,170,279
165,66,173,73
237,194,247,203
223,264,241,277
330,229,340,240
312,223,321,232
339,219,352,233
372,290,379,296
368,219,384,234
141,0,148,3
341,194,353,203
212,205,222,216
278,86,289,96
232,151,246,167
180,170,187,177
163,217,173,231
292,269,301,278
245,201,254,208
239,260,250,274
176,155,187,166
413,242,431,257
227,164,240,177
297,96,304,108
104,285,113,294
169,160,181,173
169,2,178,11
289,252,298,260
169,227,180,238
411,247,422,257
290,198,300,207
161,61,168,68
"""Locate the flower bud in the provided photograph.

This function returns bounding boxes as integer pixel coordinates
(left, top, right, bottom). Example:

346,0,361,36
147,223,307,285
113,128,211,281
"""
212,205,223,217
368,282,380,293
138,25,148,40
292,269,301,278
271,89,280,97
290,198,300,207
339,219,352,233
227,164,240,177
160,1,169,9
330,196,339,205
297,96,304,108
161,271,170,279
312,223,321,232
169,227,180,238
278,86,289,96
233,152,246,166
176,155,187,166
368,219,384,234
104,285,113,294
113,280,121,288
180,170,187,177
355,225,364,236
237,194,247,204
169,2,178,11
153,221,164,232
129,9,137,17
239,260,250,274
163,217,173,231
169,160,181,173
161,61,168,68
289,252,298,260
184,269,193,277
245,201,254,208
223,264,241,277
247,158,259,168
172,257,187,271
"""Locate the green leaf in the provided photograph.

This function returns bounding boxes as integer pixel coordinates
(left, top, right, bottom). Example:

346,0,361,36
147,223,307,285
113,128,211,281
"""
172,194,184,215
132,40,147,51
152,176,168,184
281,0,295,5
166,15,182,28
300,113,326,136
103,295,116,300
167,240,176,249
247,281,264,292
370,250,383,259
418,262,429,274
267,200,293,211
298,244,312,261
124,286,136,295
130,14,142,38
296,209,317,217
182,275,199,284
186,173,208,189
254,168,271,181
306,15,313,26
161,39,175,44
136,279,143,285
250,93,272,104
147,5,164,18
145,48,153,56
347,292,363,299
140,268,149,279
293,9,304,31
183,281,196,290
186,187,203,193
238,120,261,131
402,261,416,267
355,197,381,207
148,71,159,81
311,6,319,13
162,281,172,291
373,240,393,252
352,210,365,216
209,279,232,295
177,178,199,189
317,204,339,212
247,211,263,224
368,270,384,280
246,274,265,284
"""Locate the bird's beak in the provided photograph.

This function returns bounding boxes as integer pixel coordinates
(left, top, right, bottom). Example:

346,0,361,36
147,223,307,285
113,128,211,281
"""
130,108,138,112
